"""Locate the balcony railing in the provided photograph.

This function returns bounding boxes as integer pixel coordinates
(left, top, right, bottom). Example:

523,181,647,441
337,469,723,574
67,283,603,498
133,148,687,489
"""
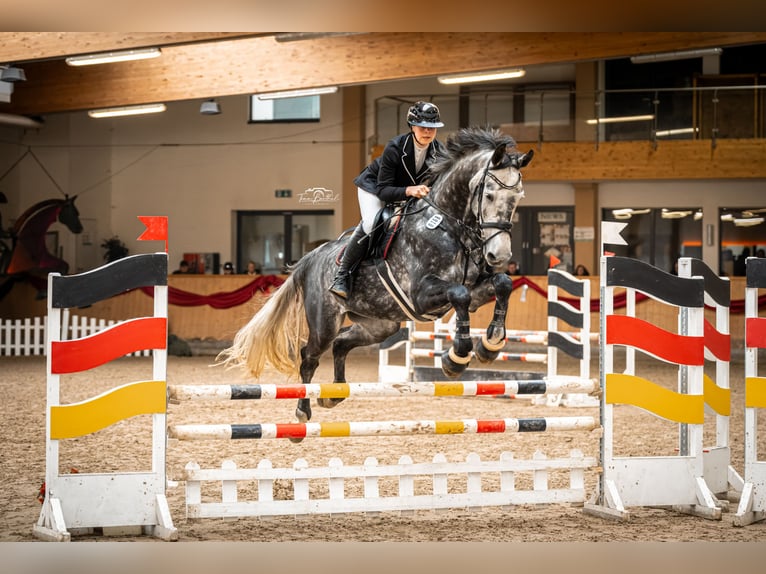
374,79,766,149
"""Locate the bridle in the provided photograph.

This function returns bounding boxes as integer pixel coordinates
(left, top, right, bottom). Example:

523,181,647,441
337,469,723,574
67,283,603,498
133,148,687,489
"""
473,156,523,243
420,153,523,266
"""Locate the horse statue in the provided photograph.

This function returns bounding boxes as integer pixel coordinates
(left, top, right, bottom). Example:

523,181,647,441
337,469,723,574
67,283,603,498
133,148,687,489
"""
0,195,83,300
218,127,533,427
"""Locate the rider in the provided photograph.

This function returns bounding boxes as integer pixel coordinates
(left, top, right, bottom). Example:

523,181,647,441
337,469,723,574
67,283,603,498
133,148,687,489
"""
329,101,446,299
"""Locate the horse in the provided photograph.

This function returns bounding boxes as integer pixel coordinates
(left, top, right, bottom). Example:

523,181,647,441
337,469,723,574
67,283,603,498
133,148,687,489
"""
217,127,533,427
0,195,83,300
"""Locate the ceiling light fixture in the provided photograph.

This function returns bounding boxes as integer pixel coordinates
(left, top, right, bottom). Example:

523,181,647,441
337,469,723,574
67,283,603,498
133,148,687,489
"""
437,68,526,85
66,47,161,67
200,99,221,115
1,65,26,82
0,112,43,128
586,114,654,125
612,208,651,219
734,217,764,227
274,33,364,42
88,103,166,119
661,209,693,219
257,86,338,100
630,48,722,64
655,127,699,137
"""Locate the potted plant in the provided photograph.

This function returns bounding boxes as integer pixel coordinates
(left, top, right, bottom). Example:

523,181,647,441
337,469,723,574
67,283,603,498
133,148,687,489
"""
101,236,129,263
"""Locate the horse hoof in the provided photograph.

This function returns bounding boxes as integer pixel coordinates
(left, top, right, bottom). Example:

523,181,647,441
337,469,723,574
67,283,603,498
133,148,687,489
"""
474,342,500,364
317,398,345,409
289,436,305,444
440,351,469,379
295,408,310,424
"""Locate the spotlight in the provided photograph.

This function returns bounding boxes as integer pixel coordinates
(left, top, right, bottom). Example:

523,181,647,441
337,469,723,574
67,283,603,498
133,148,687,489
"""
200,99,221,115
1,65,26,82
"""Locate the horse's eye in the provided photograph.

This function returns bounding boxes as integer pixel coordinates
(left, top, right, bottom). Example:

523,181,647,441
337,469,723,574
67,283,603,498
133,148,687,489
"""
484,193,495,203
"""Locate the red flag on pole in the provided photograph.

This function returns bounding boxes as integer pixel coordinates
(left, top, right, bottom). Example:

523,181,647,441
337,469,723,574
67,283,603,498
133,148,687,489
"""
549,254,561,268
137,216,168,252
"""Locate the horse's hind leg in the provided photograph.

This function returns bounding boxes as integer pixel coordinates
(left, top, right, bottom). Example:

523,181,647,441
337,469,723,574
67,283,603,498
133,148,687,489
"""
294,300,346,426
295,344,320,423
474,273,513,363
317,319,401,409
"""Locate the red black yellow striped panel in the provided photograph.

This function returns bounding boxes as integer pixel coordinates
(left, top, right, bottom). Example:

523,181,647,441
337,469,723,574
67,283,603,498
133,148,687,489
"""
606,314,703,365
746,317,766,349
50,380,166,439
51,317,167,373
51,253,167,309
606,373,704,424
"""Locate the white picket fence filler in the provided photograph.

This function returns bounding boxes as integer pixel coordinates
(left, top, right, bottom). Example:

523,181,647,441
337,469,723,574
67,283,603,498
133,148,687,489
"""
183,449,596,519
0,316,48,356
0,312,150,357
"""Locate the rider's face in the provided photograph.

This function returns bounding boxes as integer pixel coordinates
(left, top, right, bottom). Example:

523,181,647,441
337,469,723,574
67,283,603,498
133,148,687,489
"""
412,125,437,147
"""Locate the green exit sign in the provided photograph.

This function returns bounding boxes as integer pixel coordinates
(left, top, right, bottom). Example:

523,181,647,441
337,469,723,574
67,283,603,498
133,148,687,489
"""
274,189,292,198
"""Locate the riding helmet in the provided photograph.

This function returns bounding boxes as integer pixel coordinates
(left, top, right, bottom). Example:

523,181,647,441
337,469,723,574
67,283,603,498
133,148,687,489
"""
407,101,444,128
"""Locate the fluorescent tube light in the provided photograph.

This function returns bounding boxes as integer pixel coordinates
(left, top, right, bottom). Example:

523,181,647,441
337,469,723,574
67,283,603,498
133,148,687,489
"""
630,48,722,64
88,103,166,118
655,127,699,137
586,114,654,125
661,209,692,219
66,47,161,67
734,217,764,227
437,69,526,85
0,112,43,128
257,86,338,100
612,208,650,219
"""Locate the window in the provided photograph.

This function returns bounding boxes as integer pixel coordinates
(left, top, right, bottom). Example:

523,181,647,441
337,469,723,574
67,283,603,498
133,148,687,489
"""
719,207,766,276
249,95,321,123
601,207,703,273
235,210,335,274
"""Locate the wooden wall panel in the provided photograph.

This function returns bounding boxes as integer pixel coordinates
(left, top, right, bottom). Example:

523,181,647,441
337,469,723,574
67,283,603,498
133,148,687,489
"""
515,139,766,181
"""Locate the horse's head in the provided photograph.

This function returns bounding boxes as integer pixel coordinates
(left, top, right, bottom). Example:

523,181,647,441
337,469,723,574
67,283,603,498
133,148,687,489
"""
58,195,83,234
470,142,533,270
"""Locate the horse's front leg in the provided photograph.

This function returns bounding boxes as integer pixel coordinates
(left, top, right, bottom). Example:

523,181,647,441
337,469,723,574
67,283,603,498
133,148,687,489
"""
474,272,513,363
412,279,472,379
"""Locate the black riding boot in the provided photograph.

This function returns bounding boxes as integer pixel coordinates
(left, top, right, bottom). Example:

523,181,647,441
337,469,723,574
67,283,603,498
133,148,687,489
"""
329,225,369,299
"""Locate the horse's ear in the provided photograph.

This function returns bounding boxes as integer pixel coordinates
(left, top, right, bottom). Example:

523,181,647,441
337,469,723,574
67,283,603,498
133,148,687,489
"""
518,149,534,168
491,144,506,167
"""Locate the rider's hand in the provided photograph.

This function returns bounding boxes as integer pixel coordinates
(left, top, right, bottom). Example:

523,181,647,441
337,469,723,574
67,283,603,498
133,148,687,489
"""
406,185,429,199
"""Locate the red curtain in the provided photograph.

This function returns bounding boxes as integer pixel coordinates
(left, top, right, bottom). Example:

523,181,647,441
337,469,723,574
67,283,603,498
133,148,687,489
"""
138,275,285,309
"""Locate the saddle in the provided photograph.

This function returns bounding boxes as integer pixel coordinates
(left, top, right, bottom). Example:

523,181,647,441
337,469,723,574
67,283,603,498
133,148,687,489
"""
336,202,406,266
368,202,405,260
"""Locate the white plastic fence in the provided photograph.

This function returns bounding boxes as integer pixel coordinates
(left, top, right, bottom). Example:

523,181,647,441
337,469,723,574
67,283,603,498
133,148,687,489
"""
0,311,150,357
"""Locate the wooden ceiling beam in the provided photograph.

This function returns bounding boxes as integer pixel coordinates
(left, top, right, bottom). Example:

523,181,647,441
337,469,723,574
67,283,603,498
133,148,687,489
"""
3,32,766,116
0,32,267,64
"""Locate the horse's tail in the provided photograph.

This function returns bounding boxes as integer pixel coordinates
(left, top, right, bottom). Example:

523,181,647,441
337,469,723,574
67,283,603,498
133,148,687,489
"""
216,271,306,379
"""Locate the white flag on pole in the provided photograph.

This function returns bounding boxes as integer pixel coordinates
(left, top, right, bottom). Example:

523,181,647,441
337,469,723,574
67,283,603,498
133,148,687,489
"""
601,221,628,246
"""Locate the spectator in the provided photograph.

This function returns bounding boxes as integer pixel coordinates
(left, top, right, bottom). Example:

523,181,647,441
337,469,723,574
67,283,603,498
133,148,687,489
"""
506,260,520,275
173,260,190,274
245,260,261,275
223,262,234,275
574,264,589,276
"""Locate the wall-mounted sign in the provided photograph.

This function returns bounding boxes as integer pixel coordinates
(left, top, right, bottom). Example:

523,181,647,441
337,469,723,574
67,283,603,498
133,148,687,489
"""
574,226,595,241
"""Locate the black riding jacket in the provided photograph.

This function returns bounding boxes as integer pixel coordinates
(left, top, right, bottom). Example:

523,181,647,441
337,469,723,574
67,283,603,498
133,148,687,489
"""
353,132,445,203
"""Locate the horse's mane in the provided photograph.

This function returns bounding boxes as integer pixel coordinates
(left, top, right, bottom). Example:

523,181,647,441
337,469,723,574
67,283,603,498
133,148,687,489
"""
429,127,517,180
